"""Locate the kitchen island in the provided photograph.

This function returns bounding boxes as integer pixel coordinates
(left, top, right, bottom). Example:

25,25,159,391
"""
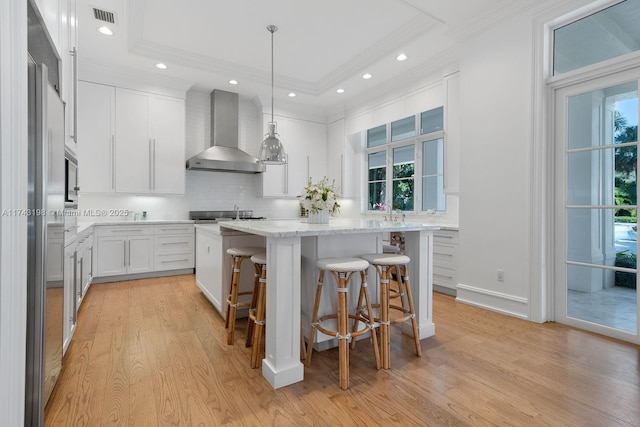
220,218,439,389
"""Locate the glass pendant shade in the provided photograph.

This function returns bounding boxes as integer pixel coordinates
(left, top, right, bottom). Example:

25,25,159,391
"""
259,122,287,164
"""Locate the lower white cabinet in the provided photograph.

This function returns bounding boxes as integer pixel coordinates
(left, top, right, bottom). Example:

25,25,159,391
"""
195,226,264,316
96,226,154,277
94,223,194,279
432,229,459,295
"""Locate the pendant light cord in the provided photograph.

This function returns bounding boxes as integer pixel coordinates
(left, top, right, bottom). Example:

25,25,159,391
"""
268,25,277,125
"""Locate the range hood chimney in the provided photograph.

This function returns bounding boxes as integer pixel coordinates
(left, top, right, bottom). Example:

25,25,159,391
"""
186,89,264,173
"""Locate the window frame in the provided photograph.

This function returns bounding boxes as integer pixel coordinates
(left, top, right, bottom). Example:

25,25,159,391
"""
365,109,445,213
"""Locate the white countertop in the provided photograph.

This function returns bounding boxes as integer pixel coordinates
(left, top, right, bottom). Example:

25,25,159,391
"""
77,219,194,234
219,218,440,238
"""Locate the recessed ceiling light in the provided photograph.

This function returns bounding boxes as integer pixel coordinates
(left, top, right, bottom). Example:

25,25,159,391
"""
336,88,345,94
396,53,408,61
155,63,167,70
288,92,296,97
97,26,114,36
229,79,239,85
362,73,372,79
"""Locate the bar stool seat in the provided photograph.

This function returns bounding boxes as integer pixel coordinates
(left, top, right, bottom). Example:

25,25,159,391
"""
305,257,380,389
225,246,264,345
245,252,267,368
357,253,421,369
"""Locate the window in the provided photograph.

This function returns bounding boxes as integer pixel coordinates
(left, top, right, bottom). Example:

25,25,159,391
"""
366,107,445,212
554,1,640,75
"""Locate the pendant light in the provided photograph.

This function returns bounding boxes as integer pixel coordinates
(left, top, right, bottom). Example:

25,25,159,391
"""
259,25,287,165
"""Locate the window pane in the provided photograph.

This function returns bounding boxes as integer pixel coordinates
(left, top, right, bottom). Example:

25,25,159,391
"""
422,176,445,211
392,179,413,211
420,107,443,135
423,138,444,175
369,182,386,210
391,116,415,141
554,1,640,76
393,146,414,178
392,146,414,211
367,124,386,147
368,152,386,210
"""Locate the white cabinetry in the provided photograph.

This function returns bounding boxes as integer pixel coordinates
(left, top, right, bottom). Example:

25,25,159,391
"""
63,240,76,352
94,223,194,281
327,119,358,198
77,83,185,195
115,88,186,195
78,81,115,193
34,0,62,55
195,226,264,316
77,229,93,300
432,229,459,295
95,226,154,277
261,115,327,198
154,224,194,271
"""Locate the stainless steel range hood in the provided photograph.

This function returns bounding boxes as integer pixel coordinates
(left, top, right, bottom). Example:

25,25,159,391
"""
186,89,264,173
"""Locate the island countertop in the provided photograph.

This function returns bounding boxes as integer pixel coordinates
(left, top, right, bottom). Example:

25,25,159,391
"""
219,218,440,237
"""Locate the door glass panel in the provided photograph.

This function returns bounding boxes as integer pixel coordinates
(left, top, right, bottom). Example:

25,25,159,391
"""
564,80,638,337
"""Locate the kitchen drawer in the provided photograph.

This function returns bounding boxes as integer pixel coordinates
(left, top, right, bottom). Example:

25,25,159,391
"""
155,252,194,271
433,265,456,290
433,244,458,267
95,224,154,237
433,230,458,244
154,234,194,254
153,224,194,235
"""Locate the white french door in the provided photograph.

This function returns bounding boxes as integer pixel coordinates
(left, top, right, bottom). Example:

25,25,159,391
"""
554,69,640,344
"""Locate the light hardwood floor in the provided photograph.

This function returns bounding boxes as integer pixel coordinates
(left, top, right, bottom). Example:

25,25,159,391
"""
45,274,640,426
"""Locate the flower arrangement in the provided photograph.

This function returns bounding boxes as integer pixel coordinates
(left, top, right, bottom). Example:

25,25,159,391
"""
373,202,387,211
298,177,340,215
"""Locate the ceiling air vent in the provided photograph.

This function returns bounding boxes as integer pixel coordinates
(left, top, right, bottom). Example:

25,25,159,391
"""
93,7,116,24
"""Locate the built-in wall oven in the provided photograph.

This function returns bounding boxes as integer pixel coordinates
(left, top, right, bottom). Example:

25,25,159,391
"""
65,152,78,206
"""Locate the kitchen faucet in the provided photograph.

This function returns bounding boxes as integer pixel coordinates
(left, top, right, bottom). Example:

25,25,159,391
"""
234,204,240,220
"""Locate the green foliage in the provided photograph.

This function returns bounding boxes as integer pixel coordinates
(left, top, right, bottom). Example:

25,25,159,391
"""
615,250,637,289
614,111,637,222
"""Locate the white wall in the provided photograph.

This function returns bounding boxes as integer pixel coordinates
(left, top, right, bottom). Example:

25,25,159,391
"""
455,11,535,317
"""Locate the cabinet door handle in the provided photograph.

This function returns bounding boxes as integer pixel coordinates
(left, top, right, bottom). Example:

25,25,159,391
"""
72,252,78,324
149,139,153,191
123,240,127,267
128,240,131,266
69,47,78,141
340,154,345,194
153,139,156,191
111,136,116,190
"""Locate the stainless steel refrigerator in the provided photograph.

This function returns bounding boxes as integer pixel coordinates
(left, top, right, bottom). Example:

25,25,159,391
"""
25,59,65,426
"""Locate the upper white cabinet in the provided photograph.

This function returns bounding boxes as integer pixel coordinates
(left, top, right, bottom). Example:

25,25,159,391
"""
78,81,115,193
261,115,327,198
115,88,151,193
77,82,185,195
34,0,62,55
327,119,357,198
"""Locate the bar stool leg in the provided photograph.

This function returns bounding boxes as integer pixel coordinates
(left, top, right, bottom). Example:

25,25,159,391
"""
379,265,391,370
399,264,421,356
250,263,267,368
334,271,351,390
245,262,263,348
225,255,243,344
359,270,381,369
305,270,325,367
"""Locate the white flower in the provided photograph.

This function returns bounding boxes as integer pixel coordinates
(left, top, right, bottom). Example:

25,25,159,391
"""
298,176,341,215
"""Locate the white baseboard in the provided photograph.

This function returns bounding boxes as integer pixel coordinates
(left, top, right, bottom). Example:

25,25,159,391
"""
456,283,529,320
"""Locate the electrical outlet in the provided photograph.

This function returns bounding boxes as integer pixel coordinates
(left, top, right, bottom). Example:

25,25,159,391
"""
497,269,504,282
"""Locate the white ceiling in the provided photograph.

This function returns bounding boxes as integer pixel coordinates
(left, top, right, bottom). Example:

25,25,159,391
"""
78,0,538,112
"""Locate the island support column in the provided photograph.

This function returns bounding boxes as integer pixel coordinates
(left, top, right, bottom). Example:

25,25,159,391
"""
262,235,305,388
403,229,436,339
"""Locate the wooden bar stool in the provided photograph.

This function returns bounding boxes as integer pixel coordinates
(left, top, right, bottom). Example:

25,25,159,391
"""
245,252,267,368
305,257,381,389
357,253,421,369
225,246,264,345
